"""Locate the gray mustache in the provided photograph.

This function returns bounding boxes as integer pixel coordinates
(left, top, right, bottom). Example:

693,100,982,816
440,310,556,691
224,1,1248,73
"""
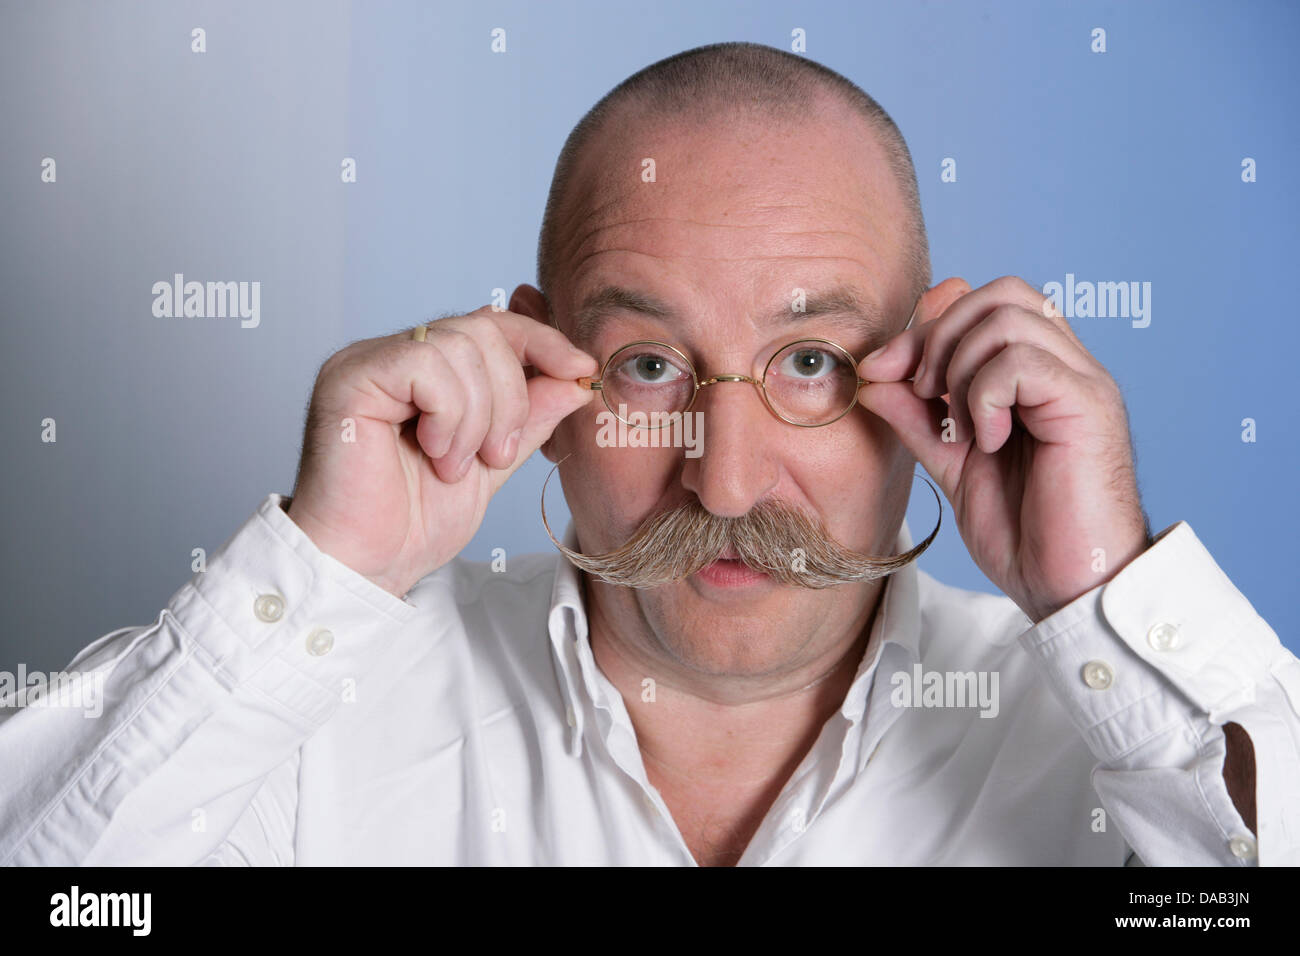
541,464,941,589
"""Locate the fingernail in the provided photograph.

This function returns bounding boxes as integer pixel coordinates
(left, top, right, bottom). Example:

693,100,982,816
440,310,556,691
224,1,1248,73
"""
455,454,474,479
504,429,522,460
915,358,927,383
864,343,889,362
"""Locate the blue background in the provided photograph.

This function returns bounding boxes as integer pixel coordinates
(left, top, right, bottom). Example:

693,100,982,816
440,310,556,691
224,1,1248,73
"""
2,0,1296,670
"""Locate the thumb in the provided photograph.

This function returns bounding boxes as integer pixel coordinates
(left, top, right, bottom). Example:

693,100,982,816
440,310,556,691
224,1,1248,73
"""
858,381,969,502
487,375,593,494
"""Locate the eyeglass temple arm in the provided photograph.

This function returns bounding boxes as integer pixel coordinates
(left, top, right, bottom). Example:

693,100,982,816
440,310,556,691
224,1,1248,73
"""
850,297,921,388
904,296,921,331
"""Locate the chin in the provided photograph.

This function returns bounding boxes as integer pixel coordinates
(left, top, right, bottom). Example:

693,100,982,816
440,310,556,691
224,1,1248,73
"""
650,586,820,677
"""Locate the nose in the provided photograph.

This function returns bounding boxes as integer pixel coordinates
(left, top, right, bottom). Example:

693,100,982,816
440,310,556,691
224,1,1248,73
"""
679,376,780,517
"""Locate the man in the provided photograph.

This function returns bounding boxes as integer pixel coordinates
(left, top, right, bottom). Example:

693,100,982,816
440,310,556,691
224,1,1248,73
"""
1,42,1296,866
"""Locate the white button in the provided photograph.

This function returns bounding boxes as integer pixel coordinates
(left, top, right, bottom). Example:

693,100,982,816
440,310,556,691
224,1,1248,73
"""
1082,660,1114,690
642,793,656,812
1228,834,1256,860
253,593,284,622
305,629,334,656
1147,622,1180,651
565,706,576,728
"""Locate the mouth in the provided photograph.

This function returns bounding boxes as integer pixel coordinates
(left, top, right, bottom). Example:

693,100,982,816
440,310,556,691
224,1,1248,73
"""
693,548,771,589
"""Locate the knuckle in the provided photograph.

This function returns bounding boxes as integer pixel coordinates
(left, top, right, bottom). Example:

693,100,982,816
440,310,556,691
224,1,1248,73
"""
1038,291,1062,319
372,339,409,372
990,274,1029,297
478,318,520,363
436,329,487,373
431,324,474,349
1003,341,1039,366
983,304,1021,335
1092,372,1123,404
319,341,362,378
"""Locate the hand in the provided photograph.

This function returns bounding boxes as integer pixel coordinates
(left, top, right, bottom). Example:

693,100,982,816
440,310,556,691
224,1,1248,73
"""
857,276,1151,623
286,306,598,598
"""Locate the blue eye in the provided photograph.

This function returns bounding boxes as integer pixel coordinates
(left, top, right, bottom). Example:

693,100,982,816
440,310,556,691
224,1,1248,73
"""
779,348,838,380
617,352,690,386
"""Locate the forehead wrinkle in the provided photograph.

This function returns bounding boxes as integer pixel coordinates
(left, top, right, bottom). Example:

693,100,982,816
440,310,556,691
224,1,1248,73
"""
566,214,883,262
570,279,892,346
558,181,893,261
560,208,895,295
565,247,890,308
561,215,800,272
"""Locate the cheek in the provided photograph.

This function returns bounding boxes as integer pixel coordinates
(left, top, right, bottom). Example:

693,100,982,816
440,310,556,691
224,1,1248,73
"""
791,412,911,547
804,409,902,483
558,414,684,547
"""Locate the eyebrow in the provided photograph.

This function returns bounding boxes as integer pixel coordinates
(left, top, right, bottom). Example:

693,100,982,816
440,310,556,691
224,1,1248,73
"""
569,283,890,344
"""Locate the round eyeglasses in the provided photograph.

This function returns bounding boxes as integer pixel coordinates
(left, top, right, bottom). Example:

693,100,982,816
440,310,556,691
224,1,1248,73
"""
576,338,870,428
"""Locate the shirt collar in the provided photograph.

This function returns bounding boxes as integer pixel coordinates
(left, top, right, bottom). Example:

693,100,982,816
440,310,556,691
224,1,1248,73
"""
547,518,924,757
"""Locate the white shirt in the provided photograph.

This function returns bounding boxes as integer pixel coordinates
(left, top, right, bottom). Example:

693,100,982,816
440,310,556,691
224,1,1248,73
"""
2,492,1298,866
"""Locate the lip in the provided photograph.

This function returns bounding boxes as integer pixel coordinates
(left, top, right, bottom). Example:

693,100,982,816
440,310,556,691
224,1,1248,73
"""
693,556,770,589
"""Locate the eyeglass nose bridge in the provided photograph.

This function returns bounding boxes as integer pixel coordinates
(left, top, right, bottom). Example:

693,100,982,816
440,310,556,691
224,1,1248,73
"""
697,372,762,388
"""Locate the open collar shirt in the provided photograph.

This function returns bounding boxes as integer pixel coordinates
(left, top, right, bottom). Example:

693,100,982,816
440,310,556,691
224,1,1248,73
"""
1,493,1297,866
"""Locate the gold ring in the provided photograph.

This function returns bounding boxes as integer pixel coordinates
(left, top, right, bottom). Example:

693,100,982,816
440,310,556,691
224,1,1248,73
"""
412,324,429,342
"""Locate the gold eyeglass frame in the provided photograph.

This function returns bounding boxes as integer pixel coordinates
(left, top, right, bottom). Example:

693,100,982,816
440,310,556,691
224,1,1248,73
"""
575,299,920,430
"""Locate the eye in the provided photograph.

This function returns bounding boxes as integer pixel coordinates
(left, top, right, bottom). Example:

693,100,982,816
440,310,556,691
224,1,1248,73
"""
615,351,691,386
777,347,839,381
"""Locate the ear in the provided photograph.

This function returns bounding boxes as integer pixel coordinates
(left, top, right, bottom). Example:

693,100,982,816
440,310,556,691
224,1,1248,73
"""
912,276,972,329
540,434,563,463
509,283,552,326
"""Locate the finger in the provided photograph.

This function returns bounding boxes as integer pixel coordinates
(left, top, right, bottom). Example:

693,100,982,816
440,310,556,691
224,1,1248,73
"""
908,275,1053,400
331,331,494,481
477,308,599,380
410,346,466,461
857,276,971,384
327,333,464,437
456,319,532,469
965,343,1084,454
1031,283,1097,350
426,329,493,482
857,381,969,502
486,373,597,496
943,305,1096,444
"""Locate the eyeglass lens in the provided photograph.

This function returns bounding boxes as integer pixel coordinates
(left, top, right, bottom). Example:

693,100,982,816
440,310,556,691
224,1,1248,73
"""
600,340,858,426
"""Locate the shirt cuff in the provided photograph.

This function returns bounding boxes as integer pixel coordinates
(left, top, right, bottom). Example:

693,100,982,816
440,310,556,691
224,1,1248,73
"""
167,493,420,726
1017,520,1300,865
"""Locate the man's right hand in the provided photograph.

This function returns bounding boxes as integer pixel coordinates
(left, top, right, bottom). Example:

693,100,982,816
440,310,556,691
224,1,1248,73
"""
285,307,597,598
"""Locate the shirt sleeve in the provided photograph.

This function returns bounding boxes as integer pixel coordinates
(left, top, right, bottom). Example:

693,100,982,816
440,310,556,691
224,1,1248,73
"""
1017,520,1300,866
0,493,418,865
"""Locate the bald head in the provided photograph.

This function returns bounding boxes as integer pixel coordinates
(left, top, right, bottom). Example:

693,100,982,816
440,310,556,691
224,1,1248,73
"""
536,42,930,320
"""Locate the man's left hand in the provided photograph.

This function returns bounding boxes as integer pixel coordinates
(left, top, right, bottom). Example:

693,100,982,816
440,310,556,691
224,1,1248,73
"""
858,275,1151,623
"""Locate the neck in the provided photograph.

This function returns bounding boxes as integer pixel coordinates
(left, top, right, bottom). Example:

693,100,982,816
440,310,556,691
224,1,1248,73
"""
586,577,881,790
